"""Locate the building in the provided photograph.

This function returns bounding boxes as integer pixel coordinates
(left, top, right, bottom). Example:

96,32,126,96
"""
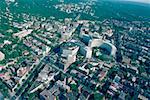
17,67,29,77
99,42,117,57
122,56,131,64
81,34,103,47
0,92,4,100
138,94,148,100
103,28,113,37
60,22,78,41
98,70,108,81
75,42,92,59
118,91,126,100
40,89,55,100
58,42,79,71
61,31,72,41
0,51,5,61
56,80,71,92
13,29,33,39
61,44,79,58
89,38,103,48
80,34,117,57
80,46,92,59
38,71,49,82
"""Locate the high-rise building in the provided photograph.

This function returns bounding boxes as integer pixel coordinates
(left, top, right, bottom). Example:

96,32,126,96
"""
57,42,79,71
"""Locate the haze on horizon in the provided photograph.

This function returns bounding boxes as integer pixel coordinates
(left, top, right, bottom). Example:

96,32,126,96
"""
120,0,150,4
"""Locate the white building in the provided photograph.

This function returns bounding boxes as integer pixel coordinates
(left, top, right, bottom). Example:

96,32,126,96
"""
60,22,79,41
81,34,117,57
138,94,148,100
13,29,33,39
61,46,79,57
59,43,79,70
74,41,92,59
61,31,72,41
88,38,103,48
79,46,92,59
0,51,5,61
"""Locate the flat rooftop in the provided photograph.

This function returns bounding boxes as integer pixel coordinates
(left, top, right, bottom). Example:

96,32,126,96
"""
0,51,5,61
61,42,78,50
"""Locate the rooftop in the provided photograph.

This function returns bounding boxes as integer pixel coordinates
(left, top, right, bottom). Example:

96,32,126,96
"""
0,51,5,61
61,42,78,50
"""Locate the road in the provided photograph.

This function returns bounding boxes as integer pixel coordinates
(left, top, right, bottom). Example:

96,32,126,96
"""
11,62,46,100
11,13,83,100
46,54,94,93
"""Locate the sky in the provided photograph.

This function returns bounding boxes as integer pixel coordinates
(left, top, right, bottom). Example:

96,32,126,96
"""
124,0,150,4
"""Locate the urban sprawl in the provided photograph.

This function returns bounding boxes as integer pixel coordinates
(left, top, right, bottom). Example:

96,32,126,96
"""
0,0,149,100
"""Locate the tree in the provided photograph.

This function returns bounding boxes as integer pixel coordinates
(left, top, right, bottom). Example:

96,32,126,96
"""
116,51,122,63
70,84,78,92
17,83,20,87
94,92,103,100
